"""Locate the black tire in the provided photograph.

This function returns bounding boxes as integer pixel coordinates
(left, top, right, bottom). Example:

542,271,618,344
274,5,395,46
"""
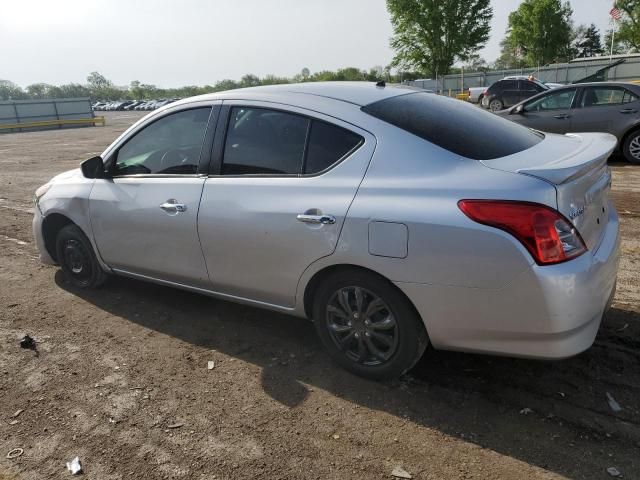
489,98,504,112
55,224,107,288
478,94,484,105
312,270,428,380
622,129,640,164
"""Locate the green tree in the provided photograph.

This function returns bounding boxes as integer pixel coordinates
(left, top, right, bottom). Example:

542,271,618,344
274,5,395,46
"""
612,0,640,51
86,71,112,90
462,54,488,72
26,83,52,98
506,0,573,66
214,79,240,91
387,0,492,77
604,29,626,55
492,36,528,69
239,74,261,88
0,80,27,100
573,23,604,58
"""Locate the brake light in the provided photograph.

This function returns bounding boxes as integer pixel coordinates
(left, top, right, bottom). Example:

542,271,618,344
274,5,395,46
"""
458,200,586,265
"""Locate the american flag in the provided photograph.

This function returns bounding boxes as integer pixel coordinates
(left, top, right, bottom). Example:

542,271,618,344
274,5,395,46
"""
610,6,622,20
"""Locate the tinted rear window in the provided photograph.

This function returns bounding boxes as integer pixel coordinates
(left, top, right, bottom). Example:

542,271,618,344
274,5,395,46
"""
361,92,542,160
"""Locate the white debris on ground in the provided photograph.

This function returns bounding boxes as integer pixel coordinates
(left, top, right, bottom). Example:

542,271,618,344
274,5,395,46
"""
66,456,82,475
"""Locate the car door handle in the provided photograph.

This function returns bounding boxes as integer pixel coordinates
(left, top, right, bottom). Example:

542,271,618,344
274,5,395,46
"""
296,214,336,225
160,199,187,214
553,114,570,119
620,108,637,114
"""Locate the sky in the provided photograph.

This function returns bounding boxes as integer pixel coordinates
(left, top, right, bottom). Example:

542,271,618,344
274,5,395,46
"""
1,0,617,88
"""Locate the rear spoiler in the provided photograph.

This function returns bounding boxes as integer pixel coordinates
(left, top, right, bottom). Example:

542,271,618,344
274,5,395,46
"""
481,132,617,185
518,133,616,184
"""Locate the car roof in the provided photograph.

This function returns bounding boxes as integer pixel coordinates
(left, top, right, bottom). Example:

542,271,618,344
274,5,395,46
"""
179,81,422,108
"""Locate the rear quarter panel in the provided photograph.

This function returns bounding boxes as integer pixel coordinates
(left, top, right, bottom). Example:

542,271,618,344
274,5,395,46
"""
295,121,558,314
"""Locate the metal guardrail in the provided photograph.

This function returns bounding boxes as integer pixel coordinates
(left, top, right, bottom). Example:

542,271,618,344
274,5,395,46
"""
0,116,105,132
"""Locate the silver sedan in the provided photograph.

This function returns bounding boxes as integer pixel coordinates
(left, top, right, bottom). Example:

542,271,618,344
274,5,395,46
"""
33,82,620,379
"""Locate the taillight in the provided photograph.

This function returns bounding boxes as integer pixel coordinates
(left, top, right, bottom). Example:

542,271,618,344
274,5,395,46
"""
458,200,587,265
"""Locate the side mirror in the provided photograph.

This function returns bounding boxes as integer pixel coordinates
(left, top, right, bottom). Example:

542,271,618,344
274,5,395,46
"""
511,104,524,115
80,156,108,179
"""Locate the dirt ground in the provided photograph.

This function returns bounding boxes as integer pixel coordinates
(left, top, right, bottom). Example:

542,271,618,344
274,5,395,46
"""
0,111,639,480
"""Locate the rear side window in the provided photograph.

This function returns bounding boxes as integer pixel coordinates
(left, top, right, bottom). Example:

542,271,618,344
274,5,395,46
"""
491,80,516,92
304,121,363,174
362,92,542,160
221,107,363,175
222,107,308,175
581,87,639,107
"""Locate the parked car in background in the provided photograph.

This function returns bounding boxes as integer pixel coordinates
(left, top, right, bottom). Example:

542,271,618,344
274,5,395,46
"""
469,77,564,105
124,101,143,110
497,82,640,164
467,87,486,104
33,82,619,380
482,78,549,111
503,75,564,89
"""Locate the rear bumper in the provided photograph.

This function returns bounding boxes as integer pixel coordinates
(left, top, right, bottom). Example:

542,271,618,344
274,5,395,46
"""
396,204,620,359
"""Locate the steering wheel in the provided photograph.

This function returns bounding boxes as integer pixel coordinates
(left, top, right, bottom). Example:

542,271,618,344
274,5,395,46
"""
160,149,189,169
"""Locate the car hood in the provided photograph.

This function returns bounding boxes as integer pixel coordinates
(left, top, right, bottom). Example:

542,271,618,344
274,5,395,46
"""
50,168,84,184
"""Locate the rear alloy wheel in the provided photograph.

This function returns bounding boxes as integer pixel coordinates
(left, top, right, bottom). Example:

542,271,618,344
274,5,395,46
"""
489,99,504,112
55,224,107,288
313,270,428,380
623,130,640,164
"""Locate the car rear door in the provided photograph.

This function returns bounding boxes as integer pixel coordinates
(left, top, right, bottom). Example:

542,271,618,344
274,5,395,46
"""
515,87,578,133
500,81,519,106
89,103,219,288
197,101,375,307
570,85,640,137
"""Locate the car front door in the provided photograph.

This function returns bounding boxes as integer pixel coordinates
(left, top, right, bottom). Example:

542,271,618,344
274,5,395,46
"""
569,86,640,136
197,102,375,307
513,88,577,133
89,104,218,288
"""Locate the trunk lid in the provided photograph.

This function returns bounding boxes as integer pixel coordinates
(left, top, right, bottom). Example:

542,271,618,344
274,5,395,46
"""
481,132,617,251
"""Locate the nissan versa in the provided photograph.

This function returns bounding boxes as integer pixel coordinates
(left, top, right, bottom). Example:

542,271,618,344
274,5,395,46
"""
33,82,620,379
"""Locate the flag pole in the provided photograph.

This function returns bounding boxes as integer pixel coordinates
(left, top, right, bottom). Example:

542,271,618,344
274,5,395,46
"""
610,2,619,61
610,19,616,61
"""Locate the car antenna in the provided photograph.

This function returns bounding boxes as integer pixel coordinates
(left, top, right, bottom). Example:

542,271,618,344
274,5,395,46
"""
375,80,386,87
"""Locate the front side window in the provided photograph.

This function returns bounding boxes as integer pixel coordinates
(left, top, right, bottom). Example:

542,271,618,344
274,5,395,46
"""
114,108,210,175
580,87,638,107
524,88,577,112
222,107,309,175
